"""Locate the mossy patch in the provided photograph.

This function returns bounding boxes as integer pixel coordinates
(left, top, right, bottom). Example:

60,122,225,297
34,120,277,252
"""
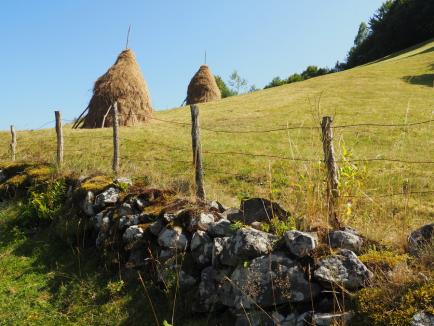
0,162,29,178
0,174,29,196
80,176,114,194
73,175,114,203
354,281,434,326
359,250,408,271
24,165,55,184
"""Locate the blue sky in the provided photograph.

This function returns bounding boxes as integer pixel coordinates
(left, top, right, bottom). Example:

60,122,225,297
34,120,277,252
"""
0,0,385,130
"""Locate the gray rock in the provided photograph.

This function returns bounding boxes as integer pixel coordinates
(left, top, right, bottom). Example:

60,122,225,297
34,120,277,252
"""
411,311,434,326
212,237,230,266
123,225,144,243
190,212,215,231
191,230,213,265
100,216,111,233
158,227,188,251
408,223,434,256
220,227,279,266
114,177,133,186
329,230,363,253
0,170,6,183
162,212,177,224
310,312,354,326
208,218,232,237
209,200,227,213
149,219,164,236
222,208,243,222
220,253,320,309
314,249,373,290
127,250,146,268
239,197,290,225
91,212,104,230
235,310,283,326
118,214,141,229
179,271,197,289
159,248,176,261
284,230,317,257
119,203,135,216
95,187,119,208
194,266,230,312
133,197,146,210
82,191,95,216
250,221,264,230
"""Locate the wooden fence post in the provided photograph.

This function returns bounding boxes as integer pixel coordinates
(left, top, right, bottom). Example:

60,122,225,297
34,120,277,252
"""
112,102,120,175
10,125,16,161
190,105,205,201
55,111,64,167
321,116,340,229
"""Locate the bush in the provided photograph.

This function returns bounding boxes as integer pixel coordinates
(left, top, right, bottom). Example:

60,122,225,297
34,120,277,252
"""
22,180,66,223
354,282,434,325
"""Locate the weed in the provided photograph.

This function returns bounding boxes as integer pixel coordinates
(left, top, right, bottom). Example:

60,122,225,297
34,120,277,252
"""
22,180,66,223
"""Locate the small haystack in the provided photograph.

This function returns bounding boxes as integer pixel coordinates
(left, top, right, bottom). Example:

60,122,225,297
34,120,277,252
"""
80,49,152,128
186,65,221,105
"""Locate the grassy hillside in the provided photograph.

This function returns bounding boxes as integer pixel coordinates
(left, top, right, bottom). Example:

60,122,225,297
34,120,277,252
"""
1,40,433,247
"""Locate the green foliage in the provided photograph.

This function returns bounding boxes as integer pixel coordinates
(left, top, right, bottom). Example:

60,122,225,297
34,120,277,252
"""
106,280,125,297
228,70,248,94
22,180,66,223
346,0,434,68
359,249,408,271
264,65,332,89
214,75,236,98
269,216,296,237
355,282,434,325
338,145,367,198
354,22,369,47
229,220,245,231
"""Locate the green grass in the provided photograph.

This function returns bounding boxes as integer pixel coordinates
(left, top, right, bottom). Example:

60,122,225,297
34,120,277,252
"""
0,201,190,325
1,40,433,247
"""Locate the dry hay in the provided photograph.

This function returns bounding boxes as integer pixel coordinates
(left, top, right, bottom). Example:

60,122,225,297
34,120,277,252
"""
186,65,221,105
81,49,152,128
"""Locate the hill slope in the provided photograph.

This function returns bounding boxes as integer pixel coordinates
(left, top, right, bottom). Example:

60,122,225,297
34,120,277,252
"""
1,40,433,246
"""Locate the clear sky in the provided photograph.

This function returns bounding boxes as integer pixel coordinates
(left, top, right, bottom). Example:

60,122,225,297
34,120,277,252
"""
0,0,385,130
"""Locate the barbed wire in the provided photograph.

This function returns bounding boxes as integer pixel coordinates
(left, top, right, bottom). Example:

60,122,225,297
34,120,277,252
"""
341,190,434,199
146,116,434,134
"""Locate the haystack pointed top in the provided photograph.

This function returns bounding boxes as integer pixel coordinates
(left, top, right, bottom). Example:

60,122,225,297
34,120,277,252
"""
186,64,221,105
81,48,152,128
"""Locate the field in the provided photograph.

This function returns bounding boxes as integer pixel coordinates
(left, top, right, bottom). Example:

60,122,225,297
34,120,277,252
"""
1,40,433,248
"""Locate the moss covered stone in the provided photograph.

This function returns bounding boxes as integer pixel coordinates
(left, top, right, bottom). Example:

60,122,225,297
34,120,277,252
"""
354,282,434,325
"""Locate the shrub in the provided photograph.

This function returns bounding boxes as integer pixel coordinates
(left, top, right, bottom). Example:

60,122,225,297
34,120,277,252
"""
22,180,66,223
354,282,434,326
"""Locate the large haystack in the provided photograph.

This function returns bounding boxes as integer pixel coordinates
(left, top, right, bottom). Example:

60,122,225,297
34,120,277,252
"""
81,49,152,128
186,65,221,105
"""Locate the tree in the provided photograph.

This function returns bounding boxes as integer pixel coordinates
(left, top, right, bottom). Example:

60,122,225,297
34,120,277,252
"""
345,0,434,68
228,70,248,94
354,22,369,47
214,75,236,98
264,77,286,89
287,73,303,84
249,85,259,92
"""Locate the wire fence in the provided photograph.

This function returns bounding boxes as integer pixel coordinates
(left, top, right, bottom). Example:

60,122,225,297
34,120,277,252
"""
1,105,433,206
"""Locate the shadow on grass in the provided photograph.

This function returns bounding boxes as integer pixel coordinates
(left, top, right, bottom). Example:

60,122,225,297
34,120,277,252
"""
0,201,210,326
402,74,434,87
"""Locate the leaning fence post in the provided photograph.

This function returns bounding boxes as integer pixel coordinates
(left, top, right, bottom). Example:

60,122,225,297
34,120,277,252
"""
10,125,16,161
55,111,64,167
321,116,340,229
190,105,205,201
112,102,120,175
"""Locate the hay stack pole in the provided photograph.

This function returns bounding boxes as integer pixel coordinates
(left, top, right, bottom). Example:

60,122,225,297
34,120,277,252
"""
80,48,152,128
186,65,221,105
